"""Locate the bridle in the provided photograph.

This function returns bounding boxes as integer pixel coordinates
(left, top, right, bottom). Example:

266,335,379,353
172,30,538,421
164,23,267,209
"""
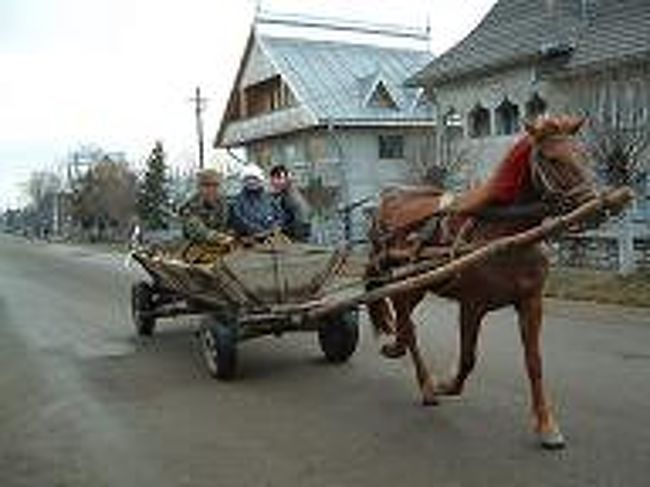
529,137,596,215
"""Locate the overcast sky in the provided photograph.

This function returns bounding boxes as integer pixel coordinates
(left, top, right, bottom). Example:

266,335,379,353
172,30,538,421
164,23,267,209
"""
0,0,497,209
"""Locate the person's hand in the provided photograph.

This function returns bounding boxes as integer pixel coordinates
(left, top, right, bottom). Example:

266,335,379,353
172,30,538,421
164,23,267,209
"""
207,231,236,249
405,231,424,261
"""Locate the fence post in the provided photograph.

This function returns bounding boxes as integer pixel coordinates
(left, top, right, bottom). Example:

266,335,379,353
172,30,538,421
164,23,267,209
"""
618,208,636,274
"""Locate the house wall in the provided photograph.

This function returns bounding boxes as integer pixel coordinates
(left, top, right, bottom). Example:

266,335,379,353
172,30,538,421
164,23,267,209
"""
328,126,434,241
336,128,419,200
430,61,650,191
431,64,560,180
424,59,650,272
247,127,429,195
551,63,650,125
244,126,433,242
557,64,650,224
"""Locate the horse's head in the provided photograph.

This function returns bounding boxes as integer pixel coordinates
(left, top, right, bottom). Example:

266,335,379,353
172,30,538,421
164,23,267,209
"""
525,115,598,213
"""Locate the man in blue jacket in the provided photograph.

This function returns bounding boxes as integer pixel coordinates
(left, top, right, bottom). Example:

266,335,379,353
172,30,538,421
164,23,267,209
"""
230,164,282,238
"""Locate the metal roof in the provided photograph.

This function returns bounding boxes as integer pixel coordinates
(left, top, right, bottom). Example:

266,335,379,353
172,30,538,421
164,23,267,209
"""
409,0,650,86
259,35,434,124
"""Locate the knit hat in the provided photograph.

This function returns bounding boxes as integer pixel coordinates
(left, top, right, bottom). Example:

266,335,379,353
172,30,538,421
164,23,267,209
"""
197,168,220,186
240,164,265,182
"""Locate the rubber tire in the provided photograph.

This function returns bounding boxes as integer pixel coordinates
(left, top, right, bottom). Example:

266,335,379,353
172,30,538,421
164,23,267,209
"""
200,321,238,380
317,309,359,363
132,281,156,336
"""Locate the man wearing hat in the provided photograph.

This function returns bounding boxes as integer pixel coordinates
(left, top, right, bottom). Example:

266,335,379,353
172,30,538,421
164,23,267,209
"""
179,168,229,243
230,164,281,238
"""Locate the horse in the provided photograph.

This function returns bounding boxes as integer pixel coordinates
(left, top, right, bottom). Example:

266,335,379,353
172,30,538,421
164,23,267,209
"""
365,115,599,449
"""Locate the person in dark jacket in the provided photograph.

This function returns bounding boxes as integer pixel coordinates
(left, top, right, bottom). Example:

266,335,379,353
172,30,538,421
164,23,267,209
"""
230,165,282,238
269,164,311,242
179,168,229,243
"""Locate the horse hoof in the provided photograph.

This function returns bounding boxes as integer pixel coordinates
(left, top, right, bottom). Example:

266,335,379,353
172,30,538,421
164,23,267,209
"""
421,396,440,407
435,382,462,398
539,430,566,450
380,342,407,359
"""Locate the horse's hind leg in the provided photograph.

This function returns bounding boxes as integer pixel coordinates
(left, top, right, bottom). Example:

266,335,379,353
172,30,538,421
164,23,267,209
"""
437,301,486,397
517,292,565,450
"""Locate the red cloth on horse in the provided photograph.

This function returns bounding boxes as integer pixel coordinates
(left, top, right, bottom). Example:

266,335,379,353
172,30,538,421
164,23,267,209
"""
490,135,533,205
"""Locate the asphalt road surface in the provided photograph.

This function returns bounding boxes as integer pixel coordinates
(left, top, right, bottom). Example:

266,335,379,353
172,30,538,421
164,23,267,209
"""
1,233,649,487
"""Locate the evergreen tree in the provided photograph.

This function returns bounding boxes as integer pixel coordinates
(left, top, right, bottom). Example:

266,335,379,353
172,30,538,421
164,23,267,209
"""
137,141,169,230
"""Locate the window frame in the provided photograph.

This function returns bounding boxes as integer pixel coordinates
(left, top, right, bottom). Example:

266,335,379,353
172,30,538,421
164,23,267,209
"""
378,134,405,160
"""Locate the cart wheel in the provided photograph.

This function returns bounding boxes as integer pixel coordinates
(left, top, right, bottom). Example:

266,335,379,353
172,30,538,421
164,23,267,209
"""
132,281,156,336
199,321,238,380
318,309,359,363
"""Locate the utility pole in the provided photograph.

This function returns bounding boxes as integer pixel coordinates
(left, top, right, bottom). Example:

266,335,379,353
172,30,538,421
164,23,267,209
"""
189,86,208,169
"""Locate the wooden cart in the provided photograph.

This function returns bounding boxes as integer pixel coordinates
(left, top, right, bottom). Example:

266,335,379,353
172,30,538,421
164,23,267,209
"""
130,236,359,379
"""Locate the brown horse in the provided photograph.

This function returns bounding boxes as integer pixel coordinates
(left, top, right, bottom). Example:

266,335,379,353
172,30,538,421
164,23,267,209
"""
365,116,599,449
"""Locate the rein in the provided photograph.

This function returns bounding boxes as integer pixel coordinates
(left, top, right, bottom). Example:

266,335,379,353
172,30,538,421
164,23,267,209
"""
529,145,595,215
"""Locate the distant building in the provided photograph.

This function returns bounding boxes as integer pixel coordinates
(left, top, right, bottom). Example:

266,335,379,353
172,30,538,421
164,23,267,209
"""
215,24,434,242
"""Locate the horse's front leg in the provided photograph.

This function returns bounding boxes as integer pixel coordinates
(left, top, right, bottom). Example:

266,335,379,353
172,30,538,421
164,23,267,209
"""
436,300,486,397
392,293,439,406
517,292,565,450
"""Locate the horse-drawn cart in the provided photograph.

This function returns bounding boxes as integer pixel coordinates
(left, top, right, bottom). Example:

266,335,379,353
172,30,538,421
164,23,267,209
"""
130,187,633,381
130,236,359,379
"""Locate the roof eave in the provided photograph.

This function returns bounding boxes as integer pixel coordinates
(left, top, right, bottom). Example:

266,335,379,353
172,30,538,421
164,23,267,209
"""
410,51,568,88
214,28,257,149
317,118,436,128
548,50,650,80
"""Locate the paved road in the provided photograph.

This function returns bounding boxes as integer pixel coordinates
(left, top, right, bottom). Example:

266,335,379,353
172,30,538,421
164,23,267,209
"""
1,234,649,487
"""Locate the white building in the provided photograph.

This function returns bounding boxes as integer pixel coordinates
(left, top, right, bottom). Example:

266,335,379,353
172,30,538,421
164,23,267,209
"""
215,19,434,242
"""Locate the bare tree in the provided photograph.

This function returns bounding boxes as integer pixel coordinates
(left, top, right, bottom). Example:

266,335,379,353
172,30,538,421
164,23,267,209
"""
584,116,650,274
72,158,137,241
26,171,61,207
24,171,61,238
585,118,650,188
405,128,471,189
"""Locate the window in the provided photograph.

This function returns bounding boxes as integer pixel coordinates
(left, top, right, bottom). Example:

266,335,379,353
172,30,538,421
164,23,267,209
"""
525,93,548,120
495,98,520,135
443,108,462,128
441,108,463,166
368,81,397,109
378,135,404,159
244,75,296,117
468,103,491,138
414,88,431,109
225,91,242,122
